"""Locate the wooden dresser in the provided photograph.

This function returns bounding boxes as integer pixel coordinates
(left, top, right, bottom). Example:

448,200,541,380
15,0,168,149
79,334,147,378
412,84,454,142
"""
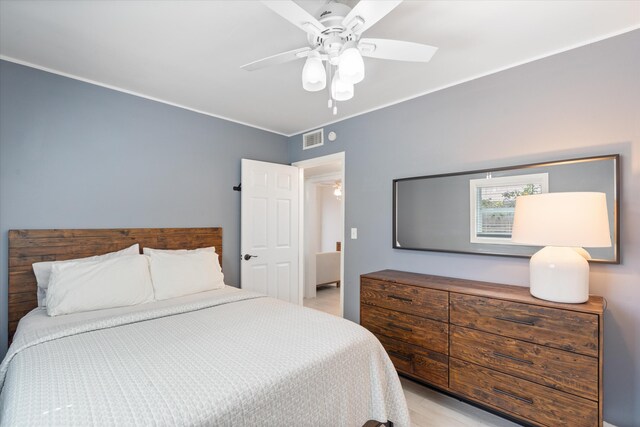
360,270,604,427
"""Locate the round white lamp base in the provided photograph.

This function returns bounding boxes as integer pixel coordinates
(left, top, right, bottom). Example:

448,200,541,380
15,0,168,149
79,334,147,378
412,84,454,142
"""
529,246,590,304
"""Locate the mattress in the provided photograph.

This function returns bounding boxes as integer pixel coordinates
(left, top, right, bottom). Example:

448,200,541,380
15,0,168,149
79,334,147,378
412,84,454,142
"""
0,286,409,426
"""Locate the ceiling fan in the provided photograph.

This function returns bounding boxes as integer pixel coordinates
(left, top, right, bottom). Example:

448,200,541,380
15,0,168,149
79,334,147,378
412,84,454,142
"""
241,0,438,114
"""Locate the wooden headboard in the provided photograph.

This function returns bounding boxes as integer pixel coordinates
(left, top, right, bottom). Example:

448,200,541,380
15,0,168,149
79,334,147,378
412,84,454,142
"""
8,227,223,341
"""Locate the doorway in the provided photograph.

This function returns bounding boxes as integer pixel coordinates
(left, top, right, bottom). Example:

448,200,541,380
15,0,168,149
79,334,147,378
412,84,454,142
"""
293,152,345,317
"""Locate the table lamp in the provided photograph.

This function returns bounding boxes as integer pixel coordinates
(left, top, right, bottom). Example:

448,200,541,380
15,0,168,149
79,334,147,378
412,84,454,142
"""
511,192,611,303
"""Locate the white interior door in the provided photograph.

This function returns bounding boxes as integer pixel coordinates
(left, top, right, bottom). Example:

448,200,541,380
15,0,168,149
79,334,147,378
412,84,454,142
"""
241,159,299,304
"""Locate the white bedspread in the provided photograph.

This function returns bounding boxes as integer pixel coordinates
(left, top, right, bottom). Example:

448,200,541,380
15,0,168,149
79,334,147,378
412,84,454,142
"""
0,286,409,426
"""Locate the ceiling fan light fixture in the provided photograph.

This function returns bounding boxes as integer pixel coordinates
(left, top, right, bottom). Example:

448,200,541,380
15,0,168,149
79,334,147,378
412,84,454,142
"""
302,51,326,92
338,43,365,84
250,1,437,107
331,70,354,101
333,181,342,198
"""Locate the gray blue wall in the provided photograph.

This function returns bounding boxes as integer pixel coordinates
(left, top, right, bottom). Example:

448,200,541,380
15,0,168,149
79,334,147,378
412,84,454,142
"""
0,60,289,355
289,30,640,426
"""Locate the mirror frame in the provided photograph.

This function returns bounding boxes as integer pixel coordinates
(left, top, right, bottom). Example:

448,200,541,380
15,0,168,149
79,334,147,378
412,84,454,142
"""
392,154,620,264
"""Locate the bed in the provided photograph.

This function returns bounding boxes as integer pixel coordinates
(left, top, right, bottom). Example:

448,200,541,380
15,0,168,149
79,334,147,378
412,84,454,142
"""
1,228,409,426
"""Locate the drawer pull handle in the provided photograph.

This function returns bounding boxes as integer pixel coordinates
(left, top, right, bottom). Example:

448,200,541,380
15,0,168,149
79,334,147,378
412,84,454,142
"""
388,294,413,303
388,351,412,361
493,352,534,365
494,316,535,326
387,322,413,332
492,387,534,405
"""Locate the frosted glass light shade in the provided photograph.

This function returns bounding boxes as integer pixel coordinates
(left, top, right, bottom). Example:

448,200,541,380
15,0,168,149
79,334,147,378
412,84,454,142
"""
333,182,342,197
302,51,326,92
511,192,611,248
338,44,364,84
331,71,354,101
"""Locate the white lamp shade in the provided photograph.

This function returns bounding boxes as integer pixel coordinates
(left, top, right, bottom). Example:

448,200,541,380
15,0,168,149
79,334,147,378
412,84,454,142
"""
511,192,611,248
331,71,354,101
302,51,326,92
338,44,365,84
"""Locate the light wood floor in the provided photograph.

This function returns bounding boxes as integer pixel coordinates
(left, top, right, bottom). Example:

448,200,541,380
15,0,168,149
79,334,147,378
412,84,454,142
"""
303,284,341,316
304,286,521,426
401,377,521,427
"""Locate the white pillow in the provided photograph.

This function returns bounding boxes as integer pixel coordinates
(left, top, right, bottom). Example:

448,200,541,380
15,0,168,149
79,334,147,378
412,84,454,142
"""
149,251,225,300
33,244,140,307
143,246,222,279
46,255,154,316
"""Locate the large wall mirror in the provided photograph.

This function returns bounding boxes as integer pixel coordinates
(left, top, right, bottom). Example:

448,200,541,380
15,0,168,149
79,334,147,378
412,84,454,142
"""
393,154,620,263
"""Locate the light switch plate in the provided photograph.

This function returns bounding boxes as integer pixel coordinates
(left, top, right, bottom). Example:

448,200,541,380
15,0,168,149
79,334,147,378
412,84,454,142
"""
351,228,357,239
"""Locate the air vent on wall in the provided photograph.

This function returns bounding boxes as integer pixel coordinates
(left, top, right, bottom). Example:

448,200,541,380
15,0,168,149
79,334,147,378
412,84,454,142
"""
303,129,324,150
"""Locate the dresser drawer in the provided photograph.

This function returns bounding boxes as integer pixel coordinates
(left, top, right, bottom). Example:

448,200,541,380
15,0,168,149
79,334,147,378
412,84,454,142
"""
362,304,448,354
450,326,598,400
450,358,598,427
361,278,448,321
376,333,413,373
376,334,448,389
450,293,599,357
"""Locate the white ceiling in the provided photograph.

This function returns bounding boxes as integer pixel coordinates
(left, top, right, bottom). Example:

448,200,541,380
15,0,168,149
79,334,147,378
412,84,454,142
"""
303,160,343,179
1,1,639,136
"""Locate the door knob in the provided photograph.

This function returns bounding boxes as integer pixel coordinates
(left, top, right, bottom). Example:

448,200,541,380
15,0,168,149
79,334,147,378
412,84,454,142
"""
243,254,258,261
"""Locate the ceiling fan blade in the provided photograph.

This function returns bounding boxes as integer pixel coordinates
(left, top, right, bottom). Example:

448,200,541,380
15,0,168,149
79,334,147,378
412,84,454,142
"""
241,47,311,71
342,0,403,35
359,38,438,62
261,1,327,36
